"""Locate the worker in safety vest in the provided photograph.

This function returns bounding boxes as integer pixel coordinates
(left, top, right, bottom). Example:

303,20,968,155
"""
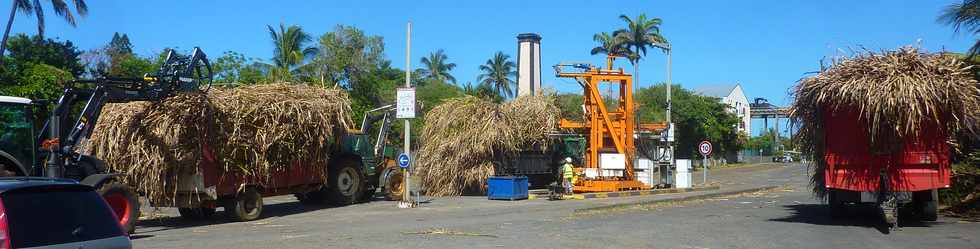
561,157,575,194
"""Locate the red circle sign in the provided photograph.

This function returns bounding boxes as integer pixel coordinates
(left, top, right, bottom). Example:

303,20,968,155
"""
698,140,712,156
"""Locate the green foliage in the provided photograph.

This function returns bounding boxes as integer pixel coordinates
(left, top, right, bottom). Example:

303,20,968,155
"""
613,14,668,64
113,54,155,78
266,23,316,82
5,33,84,76
211,51,267,85
0,0,89,57
746,128,791,155
107,32,133,56
635,83,742,159
419,49,456,84
0,62,72,100
557,93,584,121
309,25,385,88
476,51,516,99
940,0,980,57
462,81,502,103
591,32,629,57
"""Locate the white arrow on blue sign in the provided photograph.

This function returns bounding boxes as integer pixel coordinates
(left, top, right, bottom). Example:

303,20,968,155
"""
398,153,410,168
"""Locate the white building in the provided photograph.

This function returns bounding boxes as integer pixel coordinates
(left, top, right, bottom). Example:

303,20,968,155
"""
693,84,751,135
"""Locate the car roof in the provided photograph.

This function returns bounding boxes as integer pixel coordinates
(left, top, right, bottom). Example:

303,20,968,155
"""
0,177,82,192
0,96,32,105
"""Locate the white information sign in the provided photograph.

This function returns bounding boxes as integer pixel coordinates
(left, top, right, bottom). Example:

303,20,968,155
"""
396,87,416,119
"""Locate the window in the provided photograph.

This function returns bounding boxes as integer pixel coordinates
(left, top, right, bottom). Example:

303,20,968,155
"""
0,103,33,168
3,186,124,248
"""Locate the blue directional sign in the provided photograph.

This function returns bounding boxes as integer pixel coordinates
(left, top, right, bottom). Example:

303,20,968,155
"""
398,153,410,168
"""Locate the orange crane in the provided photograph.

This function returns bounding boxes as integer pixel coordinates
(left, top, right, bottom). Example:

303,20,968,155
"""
555,54,667,192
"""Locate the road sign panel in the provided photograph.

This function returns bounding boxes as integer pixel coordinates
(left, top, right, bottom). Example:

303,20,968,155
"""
396,88,416,119
398,153,410,168
698,140,712,156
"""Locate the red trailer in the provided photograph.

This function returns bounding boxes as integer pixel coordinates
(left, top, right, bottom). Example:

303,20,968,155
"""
823,108,950,227
163,106,399,222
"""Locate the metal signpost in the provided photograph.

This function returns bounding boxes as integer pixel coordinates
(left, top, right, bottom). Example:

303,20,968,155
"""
397,22,416,208
698,140,712,185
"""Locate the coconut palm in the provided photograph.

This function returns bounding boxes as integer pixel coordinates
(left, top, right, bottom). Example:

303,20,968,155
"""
590,32,630,56
613,14,668,85
267,23,317,81
940,0,980,57
477,51,516,98
0,0,88,59
419,49,456,84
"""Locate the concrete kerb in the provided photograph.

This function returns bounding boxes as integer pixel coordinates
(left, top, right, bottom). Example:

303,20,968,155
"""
573,185,780,213
527,185,722,200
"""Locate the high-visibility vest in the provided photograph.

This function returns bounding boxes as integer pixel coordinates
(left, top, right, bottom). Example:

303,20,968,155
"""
562,163,574,179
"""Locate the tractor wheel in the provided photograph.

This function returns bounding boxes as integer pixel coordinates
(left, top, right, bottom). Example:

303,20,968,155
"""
98,182,140,234
383,169,404,201
178,207,216,220
326,159,366,205
225,187,263,222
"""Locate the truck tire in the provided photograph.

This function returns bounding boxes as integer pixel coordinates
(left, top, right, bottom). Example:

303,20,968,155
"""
919,190,939,221
326,159,365,205
98,182,140,234
383,169,404,201
178,207,216,220
225,187,263,222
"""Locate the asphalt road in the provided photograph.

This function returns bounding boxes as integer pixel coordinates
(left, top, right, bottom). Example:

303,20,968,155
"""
132,164,980,249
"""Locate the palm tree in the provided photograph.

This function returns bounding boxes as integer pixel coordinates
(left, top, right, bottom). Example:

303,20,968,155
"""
590,32,630,56
267,23,316,81
419,49,456,84
613,14,668,86
477,51,516,98
0,0,88,59
940,0,980,57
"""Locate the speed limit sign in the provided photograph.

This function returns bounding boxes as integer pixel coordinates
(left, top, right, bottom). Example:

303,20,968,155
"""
698,140,712,156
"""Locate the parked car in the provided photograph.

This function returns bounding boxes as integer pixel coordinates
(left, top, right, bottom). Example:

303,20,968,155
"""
0,177,131,249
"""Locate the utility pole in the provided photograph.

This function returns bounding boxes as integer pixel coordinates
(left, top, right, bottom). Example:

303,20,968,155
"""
660,43,674,186
398,21,415,208
665,44,672,169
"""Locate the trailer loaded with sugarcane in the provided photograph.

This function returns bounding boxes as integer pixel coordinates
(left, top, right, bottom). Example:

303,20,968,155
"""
791,47,980,230
0,46,404,233
85,84,400,223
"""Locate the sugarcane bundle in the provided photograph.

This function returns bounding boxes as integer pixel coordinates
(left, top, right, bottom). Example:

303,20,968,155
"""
789,47,980,197
88,83,354,204
415,95,559,197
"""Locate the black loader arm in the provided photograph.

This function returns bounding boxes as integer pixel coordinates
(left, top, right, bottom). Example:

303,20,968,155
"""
37,47,213,178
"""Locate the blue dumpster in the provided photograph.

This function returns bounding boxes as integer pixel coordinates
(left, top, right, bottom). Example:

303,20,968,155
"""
487,176,529,200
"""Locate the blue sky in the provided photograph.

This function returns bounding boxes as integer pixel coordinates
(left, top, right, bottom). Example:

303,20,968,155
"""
3,0,975,135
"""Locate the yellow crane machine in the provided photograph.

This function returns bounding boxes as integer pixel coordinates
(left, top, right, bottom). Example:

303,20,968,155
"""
555,54,667,192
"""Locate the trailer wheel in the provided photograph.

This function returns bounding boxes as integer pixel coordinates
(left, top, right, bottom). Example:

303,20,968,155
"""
327,159,365,205
383,169,404,201
225,187,263,222
918,190,939,221
178,207,216,220
98,182,140,234
828,190,844,219
920,200,938,221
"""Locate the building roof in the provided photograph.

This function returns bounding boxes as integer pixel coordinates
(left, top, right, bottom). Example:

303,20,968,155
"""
693,84,739,98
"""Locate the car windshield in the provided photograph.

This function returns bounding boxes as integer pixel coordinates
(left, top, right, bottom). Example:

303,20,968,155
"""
0,103,32,170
